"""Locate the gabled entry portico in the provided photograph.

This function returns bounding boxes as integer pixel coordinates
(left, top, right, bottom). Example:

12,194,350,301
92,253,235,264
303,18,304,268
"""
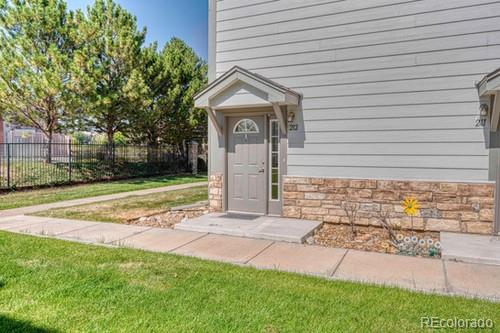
477,68,500,234
194,66,300,216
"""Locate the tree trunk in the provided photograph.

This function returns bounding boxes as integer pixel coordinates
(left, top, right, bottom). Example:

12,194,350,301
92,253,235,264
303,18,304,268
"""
147,141,159,163
146,131,161,162
46,132,53,164
106,129,114,162
107,130,114,147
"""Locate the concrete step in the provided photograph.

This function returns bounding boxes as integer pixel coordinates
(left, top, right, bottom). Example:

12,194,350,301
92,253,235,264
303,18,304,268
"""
175,213,322,243
441,232,500,266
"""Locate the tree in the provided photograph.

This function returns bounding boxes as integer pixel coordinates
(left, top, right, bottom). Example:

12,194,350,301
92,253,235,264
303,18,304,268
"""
128,43,165,149
74,0,146,147
161,38,207,150
0,0,80,161
130,38,206,151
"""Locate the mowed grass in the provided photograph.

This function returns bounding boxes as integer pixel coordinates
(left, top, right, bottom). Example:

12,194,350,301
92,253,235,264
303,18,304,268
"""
0,175,206,210
34,186,208,223
0,232,498,333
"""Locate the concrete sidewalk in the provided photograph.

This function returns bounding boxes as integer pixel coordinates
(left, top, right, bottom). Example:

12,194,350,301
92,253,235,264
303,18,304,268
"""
0,214,499,302
441,232,500,266
0,181,207,217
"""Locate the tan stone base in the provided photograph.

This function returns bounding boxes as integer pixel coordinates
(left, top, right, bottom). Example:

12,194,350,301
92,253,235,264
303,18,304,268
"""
209,173,223,212
283,176,495,235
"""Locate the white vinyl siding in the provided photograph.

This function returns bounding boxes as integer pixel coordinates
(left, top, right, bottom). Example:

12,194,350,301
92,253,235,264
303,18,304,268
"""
213,0,500,181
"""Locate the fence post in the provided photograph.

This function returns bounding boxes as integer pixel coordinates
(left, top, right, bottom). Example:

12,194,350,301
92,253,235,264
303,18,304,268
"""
189,141,198,175
68,139,72,183
6,143,10,189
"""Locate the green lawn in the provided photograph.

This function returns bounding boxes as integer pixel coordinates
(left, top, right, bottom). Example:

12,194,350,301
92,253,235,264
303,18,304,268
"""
0,232,498,332
35,186,208,223
0,175,206,211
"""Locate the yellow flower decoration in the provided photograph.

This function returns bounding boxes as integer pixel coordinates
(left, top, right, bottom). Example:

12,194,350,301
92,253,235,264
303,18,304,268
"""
402,197,419,217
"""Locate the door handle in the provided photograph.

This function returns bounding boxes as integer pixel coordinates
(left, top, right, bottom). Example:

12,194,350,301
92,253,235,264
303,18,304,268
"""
258,168,265,173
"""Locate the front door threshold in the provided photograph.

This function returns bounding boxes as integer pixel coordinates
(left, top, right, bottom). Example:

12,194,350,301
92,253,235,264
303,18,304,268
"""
226,210,265,217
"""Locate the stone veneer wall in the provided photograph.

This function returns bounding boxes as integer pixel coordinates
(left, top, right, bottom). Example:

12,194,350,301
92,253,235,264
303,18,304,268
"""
209,173,223,212
283,176,495,235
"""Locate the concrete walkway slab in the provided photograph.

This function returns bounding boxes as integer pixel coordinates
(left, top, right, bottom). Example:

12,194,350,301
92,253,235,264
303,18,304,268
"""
175,213,321,243
176,213,258,236
253,216,322,243
172,234,273,264
441,232,500,266
119,228,206,252
333,250,446,292
1,214,499,301
445,261,500,300
0,181,207,218
57,223,151,244
7,219,99,236
0,215,50,230
248,242,347,276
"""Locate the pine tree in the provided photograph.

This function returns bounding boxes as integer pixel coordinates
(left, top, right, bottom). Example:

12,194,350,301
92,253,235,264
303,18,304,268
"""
161,38,207,150
129,38,207,154
128,42,165,154
0,0,80,161
75,0,146,147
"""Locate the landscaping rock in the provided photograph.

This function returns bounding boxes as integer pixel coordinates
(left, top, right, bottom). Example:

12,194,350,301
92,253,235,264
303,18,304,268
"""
314,223,440,257
125,206,209,229
305,236,315,245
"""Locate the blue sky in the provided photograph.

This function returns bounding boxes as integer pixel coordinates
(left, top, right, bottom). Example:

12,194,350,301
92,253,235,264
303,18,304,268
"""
67,0,209,59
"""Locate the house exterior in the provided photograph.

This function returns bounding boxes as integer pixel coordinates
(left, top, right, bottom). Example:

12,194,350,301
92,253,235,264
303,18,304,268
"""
195,0,500,235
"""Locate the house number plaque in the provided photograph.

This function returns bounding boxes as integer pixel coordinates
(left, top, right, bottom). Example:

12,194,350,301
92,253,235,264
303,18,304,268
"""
474,117,486,128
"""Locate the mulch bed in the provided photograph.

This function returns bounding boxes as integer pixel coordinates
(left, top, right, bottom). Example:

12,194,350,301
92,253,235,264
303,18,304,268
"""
313,223,440,257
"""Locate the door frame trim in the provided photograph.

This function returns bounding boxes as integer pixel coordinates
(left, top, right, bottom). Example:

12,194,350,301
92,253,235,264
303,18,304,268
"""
220,107,287,216
495,154,500,234
225,112,269,215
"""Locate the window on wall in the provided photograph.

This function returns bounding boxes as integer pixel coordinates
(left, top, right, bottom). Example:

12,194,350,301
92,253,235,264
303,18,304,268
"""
233,119,259,133
270,119,280,201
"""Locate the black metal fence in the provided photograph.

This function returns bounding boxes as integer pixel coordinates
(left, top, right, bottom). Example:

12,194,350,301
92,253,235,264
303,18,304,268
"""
0,142,190,190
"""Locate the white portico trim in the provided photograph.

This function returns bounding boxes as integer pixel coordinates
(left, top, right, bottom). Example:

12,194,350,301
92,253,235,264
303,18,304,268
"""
477,68,500,132
477,68,500,234
194,66,300,135
194,66,300,216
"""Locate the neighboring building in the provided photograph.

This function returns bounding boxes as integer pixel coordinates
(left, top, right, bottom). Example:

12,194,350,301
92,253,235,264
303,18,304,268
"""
0,118,70,157
1,120,68,144
195,0,500,235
